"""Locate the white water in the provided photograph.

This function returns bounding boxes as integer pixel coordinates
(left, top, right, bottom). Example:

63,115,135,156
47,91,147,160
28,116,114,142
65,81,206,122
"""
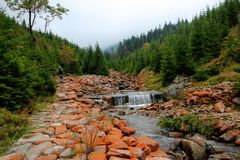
128,92,152,107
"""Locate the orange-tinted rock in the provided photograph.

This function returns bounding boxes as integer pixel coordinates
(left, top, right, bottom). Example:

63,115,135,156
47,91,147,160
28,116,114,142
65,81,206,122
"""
235,136,240,145
219,130,240,142
36,154,57,160
120,127,136,135
137,135,159,152
0,152,25,160
78,98,95,105
214,101,225,113
55,125,67,135
129,147,144,158
60,115,83,121
57,132,73,140
145,156,170,160
53,139,74,146
109,156,130,160
71,125,83,133
114,119,127,129
88,151,107,160
148,148,168,158
122,136,138,146
106,128,123,144
32,128,48,133
192,91,211,97
174,108,187,116
94,145,107,153
214,119,224,130
107,148,130,158
136,143,151,155
108,141,128,149
168,132,184,138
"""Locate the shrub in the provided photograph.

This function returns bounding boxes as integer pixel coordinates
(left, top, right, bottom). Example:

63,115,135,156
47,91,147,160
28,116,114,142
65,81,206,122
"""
206,66,220,76
193,69,208,82
0,108,28,154
235,77,240,96
233,66,240,73
158,114,214,137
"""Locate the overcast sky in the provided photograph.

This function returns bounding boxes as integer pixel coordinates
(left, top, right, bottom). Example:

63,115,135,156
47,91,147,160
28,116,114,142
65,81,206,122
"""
0,0,223,48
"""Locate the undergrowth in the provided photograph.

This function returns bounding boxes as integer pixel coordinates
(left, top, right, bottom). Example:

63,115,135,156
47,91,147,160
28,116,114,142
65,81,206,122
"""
158,114,214,137
0,108,28,155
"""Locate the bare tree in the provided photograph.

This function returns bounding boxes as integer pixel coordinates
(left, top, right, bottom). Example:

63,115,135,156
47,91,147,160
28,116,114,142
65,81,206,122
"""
4,0,68,42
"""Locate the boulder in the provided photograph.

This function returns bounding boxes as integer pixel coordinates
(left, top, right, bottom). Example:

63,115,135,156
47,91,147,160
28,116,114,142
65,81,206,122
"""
146,148,168,159
0,152,25,160
188,134,206,148
88,151,107,160
122,136,138,146
137,135,159,152
107,148,130,158
180,139,206,160
214,101,225,113
36,154,57,160
208,153,231,160
219,130,240,142
108,141,129,149
129,147,144,158
192,91,211,97
232,97,240,105
235,136,240,145
109,156,130,160
120,127,136,135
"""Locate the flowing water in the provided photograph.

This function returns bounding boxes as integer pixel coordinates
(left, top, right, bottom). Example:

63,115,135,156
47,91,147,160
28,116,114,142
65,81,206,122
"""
121,114,240,159
110,91,163,107
107,91,240,159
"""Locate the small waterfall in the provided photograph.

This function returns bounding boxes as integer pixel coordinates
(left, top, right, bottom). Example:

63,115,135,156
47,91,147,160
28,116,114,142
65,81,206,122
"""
107,91,163,107
128,92,152,107
111,94,128,106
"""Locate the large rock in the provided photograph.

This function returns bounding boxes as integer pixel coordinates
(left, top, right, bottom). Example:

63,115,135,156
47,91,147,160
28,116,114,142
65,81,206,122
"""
208,153,231,160
36,154,57,160
192,91,211,97
88,151,107,160
188,134,206,148
214,101,225,113
0,152,25,160
108,141,128,149
107,148,130,158
146,148,169,159
232,97,240,105
219,130,240,142
122,136,138,146
180,139,206,160
137,135,159,152
235,136,240,145
26,142,53,160
17,133,54,145
109,157,130,160
129,147,144,158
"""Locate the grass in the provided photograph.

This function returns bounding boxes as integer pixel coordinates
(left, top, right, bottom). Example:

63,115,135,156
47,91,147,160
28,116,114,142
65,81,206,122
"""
158,114,214,137
32,95,56,112
0,94,56,155
138,68,163,90
0,108,28,155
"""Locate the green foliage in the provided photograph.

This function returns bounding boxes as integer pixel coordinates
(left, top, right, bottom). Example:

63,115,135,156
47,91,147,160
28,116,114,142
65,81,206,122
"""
233,66,240,73
0,108,28,154
236,77,240,96
107,0,240,86
206,66,221,76
193,69,208,82
158,114,214,137
82,44,108,75
208,76,226,85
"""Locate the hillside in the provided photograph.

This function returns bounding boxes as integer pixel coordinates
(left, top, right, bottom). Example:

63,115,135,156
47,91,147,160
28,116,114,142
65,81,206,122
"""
107,0,240,89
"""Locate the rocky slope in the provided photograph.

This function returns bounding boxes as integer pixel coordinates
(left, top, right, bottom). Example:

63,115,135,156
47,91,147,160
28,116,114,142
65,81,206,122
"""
0,74,167,160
